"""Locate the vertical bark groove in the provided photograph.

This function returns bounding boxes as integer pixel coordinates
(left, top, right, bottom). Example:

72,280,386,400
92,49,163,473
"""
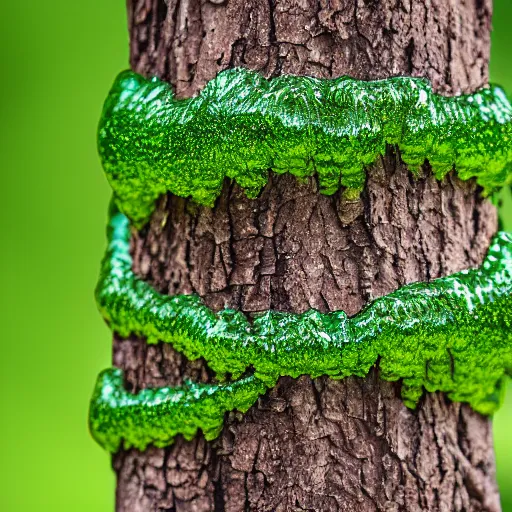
113,1,501,510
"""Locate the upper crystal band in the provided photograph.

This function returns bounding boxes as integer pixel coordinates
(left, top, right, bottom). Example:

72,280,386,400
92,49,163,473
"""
99,69,512,226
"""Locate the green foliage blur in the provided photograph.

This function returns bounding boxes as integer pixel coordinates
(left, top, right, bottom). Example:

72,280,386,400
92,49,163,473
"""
490,2,512,509
0,0,511,509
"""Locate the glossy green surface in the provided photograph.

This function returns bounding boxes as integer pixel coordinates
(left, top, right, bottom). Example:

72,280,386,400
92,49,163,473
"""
99,69,512,226
89,369,266,452
92,205,512,454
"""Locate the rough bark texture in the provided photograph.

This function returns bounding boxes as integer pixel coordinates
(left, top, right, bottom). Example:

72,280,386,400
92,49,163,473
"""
113,1,501,510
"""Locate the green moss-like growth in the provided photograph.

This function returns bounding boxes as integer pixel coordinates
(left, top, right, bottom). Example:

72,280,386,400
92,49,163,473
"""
93,70,512,452
89,369,266,453
91,205,512,454
99,69,512,226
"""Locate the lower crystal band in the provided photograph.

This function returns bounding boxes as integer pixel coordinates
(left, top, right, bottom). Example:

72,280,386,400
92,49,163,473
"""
89,204,512,452
89,369,266,453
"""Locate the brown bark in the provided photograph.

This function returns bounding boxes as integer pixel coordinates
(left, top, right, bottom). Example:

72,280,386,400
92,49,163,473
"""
113,1,501,510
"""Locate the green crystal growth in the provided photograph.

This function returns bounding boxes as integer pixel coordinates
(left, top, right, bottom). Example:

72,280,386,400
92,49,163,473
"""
90,205,512,452
89,369,266,453
99,69,512,226
92,69,512,452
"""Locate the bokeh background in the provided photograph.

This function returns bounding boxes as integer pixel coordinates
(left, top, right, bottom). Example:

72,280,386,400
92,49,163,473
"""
1,1,511,509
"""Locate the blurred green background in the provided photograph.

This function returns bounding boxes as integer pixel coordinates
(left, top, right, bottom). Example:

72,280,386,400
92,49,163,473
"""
1,1,511,510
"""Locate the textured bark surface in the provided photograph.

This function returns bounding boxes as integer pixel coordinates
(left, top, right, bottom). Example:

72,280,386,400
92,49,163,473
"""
113,1,501,510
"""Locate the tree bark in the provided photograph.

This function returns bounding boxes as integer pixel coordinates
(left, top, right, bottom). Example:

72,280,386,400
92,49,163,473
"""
113,1,501,510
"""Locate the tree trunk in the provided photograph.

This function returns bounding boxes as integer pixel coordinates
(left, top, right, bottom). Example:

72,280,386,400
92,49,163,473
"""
113,1,500,510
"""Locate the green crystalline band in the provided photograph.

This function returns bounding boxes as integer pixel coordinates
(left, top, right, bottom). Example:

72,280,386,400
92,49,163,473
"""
98,69,512,227
89,369,267,453
89,205,512,452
